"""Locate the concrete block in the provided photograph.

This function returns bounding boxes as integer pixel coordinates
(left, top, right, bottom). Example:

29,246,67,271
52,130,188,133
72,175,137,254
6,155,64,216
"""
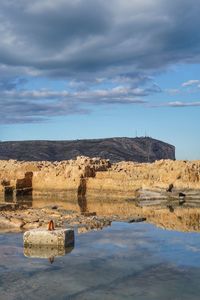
23,228,74,248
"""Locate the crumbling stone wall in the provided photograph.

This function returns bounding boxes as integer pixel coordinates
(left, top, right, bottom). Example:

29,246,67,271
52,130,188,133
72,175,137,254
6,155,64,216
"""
0,157,200,204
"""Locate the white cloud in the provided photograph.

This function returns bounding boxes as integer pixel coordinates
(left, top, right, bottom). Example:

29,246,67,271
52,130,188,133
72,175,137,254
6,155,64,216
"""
182,80,200,87
0,85,153,123
165,101,200,107
165,89,180,95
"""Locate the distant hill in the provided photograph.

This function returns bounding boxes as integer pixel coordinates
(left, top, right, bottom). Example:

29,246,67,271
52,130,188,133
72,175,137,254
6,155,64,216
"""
0,137,175,163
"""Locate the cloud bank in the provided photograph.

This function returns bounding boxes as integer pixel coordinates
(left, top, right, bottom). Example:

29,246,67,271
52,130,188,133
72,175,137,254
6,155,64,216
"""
0,0,200,123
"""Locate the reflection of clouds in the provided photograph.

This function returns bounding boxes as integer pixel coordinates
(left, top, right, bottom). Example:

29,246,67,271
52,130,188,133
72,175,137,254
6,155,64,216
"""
94,238,128,248
0,245,21,257
186,245,200,253
74,225,154,259
69,263,192,300
2,223,200,299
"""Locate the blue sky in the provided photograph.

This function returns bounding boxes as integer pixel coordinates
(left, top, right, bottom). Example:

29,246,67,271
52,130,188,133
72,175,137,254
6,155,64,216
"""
0,0,200,159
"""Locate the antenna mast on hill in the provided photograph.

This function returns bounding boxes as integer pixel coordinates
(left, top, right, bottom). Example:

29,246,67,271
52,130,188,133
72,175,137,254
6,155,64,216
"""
147,138,152,162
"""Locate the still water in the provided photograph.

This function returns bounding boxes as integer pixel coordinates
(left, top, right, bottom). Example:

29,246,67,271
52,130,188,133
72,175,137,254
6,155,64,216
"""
1,222,200,300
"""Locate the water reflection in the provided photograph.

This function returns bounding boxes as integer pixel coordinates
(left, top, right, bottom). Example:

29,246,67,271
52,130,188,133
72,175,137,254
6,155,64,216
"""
24,245,74,263
4,186,15,202
77,178,87,213
77,195,87,213
2,190,200,233
1,223,200,299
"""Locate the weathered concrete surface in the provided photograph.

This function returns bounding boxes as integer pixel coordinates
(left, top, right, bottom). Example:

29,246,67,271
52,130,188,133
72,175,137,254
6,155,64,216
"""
24,228,74,247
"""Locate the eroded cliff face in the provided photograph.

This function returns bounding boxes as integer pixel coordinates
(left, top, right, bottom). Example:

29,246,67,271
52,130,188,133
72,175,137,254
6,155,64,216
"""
87,159,200,198
0,157,200,206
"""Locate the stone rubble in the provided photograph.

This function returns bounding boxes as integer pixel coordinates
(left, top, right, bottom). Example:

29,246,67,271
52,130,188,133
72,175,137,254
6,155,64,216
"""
0,205,112,234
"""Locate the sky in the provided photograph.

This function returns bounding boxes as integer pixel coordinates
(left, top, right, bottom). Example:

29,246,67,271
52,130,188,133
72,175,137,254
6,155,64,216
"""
0,0,200,160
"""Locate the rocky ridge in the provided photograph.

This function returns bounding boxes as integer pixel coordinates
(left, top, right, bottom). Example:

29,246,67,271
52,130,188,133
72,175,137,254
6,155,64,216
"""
0,137,175,163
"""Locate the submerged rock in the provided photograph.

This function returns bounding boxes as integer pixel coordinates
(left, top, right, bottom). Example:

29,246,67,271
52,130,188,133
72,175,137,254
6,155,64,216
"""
128,217,146,223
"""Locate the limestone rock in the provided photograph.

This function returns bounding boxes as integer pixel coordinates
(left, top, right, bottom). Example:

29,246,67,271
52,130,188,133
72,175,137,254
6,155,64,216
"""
0,215,24,229
0,157,200,206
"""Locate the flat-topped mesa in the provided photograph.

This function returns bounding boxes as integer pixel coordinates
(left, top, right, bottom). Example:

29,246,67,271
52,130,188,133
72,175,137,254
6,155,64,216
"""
0,157,200,206
0,137,175,163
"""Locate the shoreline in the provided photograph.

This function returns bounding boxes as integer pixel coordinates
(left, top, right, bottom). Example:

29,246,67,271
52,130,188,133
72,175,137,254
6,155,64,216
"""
1,203,200,233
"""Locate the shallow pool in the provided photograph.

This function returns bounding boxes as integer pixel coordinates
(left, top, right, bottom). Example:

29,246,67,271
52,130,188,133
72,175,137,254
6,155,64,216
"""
1,222,200,299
